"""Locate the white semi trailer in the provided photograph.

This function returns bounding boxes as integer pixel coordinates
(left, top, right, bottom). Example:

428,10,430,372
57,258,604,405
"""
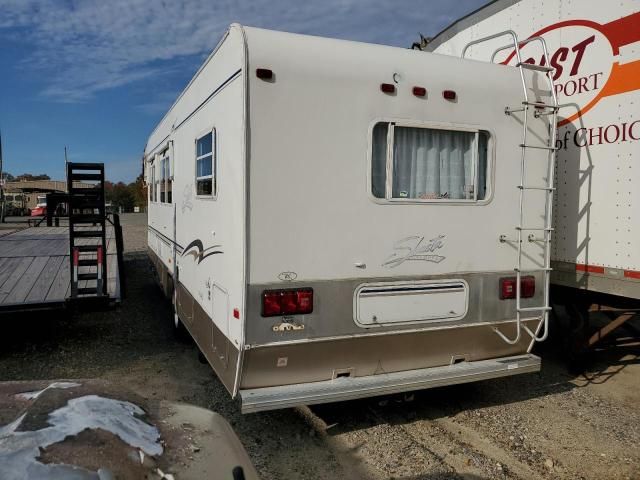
425,0,639,301
145,24,558,412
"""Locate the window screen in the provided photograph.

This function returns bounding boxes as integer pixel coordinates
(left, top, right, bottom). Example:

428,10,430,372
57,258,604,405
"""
372,123,489,201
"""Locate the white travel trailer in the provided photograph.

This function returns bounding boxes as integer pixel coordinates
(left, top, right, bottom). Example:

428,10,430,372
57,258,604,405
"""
145,24,559,413
424,0,640,302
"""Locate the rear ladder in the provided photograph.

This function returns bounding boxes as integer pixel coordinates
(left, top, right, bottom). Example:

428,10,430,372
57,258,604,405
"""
462,31,559,345
67,162,108,299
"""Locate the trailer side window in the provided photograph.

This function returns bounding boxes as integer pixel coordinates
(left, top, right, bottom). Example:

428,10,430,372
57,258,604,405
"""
159,158,166,203
155,161,161,203
372,123,489,202
149,164,156,202
158,155,172,203
165,157,172,203
196,131,215,196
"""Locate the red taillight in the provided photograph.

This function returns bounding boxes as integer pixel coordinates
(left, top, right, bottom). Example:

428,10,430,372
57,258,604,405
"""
380,83,395,94
520,276,535,298
262,291,282,316
256,68,273,80
280,290,298,315
296,289,313,314
443,90,457,100
73,248,79,267
261,288,313,317
500,278,516,299
412,86,427,97
500,276,535,299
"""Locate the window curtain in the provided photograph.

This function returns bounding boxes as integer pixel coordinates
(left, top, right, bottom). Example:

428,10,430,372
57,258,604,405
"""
392,127,475,200
371,123,388,198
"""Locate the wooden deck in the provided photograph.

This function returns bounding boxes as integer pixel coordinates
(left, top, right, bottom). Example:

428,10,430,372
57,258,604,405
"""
0,226,120,310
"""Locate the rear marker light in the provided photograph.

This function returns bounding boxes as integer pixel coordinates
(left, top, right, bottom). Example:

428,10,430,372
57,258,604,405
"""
261,288,314,317
500,278,516,300
412,86,427,97
380,83,395,94
443,90,457,100
233,308,240,319
520,276,536,298
256,68,273,80
500,276,535,300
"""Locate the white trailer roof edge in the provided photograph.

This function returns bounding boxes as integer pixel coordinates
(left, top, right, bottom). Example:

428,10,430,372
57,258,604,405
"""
146,24,241,153
426,0,520,52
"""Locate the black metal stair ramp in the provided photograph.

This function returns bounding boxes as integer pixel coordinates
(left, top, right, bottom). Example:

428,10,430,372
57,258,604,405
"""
67,162,108,300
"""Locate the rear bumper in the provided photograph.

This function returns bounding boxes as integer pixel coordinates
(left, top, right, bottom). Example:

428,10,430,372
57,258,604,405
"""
239,353,540,413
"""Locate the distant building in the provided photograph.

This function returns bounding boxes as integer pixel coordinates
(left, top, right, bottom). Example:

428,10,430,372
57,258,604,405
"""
4,179,92,212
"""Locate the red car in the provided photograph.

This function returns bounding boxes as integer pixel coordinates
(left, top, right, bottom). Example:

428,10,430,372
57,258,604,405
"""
30,195,47,216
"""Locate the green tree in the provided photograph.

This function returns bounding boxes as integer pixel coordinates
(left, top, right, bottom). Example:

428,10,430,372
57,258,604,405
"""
131,173,147,208
15,173,51,181
105,181,135,212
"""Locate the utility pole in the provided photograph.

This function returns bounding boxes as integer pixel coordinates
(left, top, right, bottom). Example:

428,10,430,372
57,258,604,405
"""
0,130,5,223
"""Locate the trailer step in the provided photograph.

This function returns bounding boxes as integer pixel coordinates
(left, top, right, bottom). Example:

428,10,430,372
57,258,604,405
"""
67,162,105,171
70,215,105,224
77,287,99,295
69,189,103,196
70,173,103,181
71,230,104,238
78,259,98,267
77,273,98,281
239,354,540,413
74,245,100,252
69,204,104,211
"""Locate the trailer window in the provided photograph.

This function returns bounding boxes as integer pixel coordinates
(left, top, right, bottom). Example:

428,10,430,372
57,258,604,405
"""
164,156,172,203
159,158,166,203
149,163,156,203
158,155,171,203
372,123,489,202
196,131,215,196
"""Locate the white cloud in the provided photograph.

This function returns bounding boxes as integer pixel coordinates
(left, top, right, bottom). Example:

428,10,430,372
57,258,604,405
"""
0,0,485,102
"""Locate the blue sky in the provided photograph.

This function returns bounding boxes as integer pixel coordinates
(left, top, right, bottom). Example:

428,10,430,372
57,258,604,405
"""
0,0,487,183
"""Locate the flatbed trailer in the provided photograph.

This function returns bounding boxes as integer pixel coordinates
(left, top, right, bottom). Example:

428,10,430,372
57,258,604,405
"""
0,162,123,313
0,225,121,312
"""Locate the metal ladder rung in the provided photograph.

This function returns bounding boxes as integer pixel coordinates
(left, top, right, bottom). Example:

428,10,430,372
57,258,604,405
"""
518,185,555,191
516,62,554,72
526,234,552,243
518,306,552,313
523,101,558,109
516,227,554,231
519,144,558,151
514,267,553,273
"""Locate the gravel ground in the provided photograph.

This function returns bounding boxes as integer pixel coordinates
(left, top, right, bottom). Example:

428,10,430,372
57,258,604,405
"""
0,212,638,480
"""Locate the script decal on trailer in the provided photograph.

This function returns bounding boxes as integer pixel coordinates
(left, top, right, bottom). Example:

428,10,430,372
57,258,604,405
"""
182,239,223,264
382,235,446,268
501,12,640,147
